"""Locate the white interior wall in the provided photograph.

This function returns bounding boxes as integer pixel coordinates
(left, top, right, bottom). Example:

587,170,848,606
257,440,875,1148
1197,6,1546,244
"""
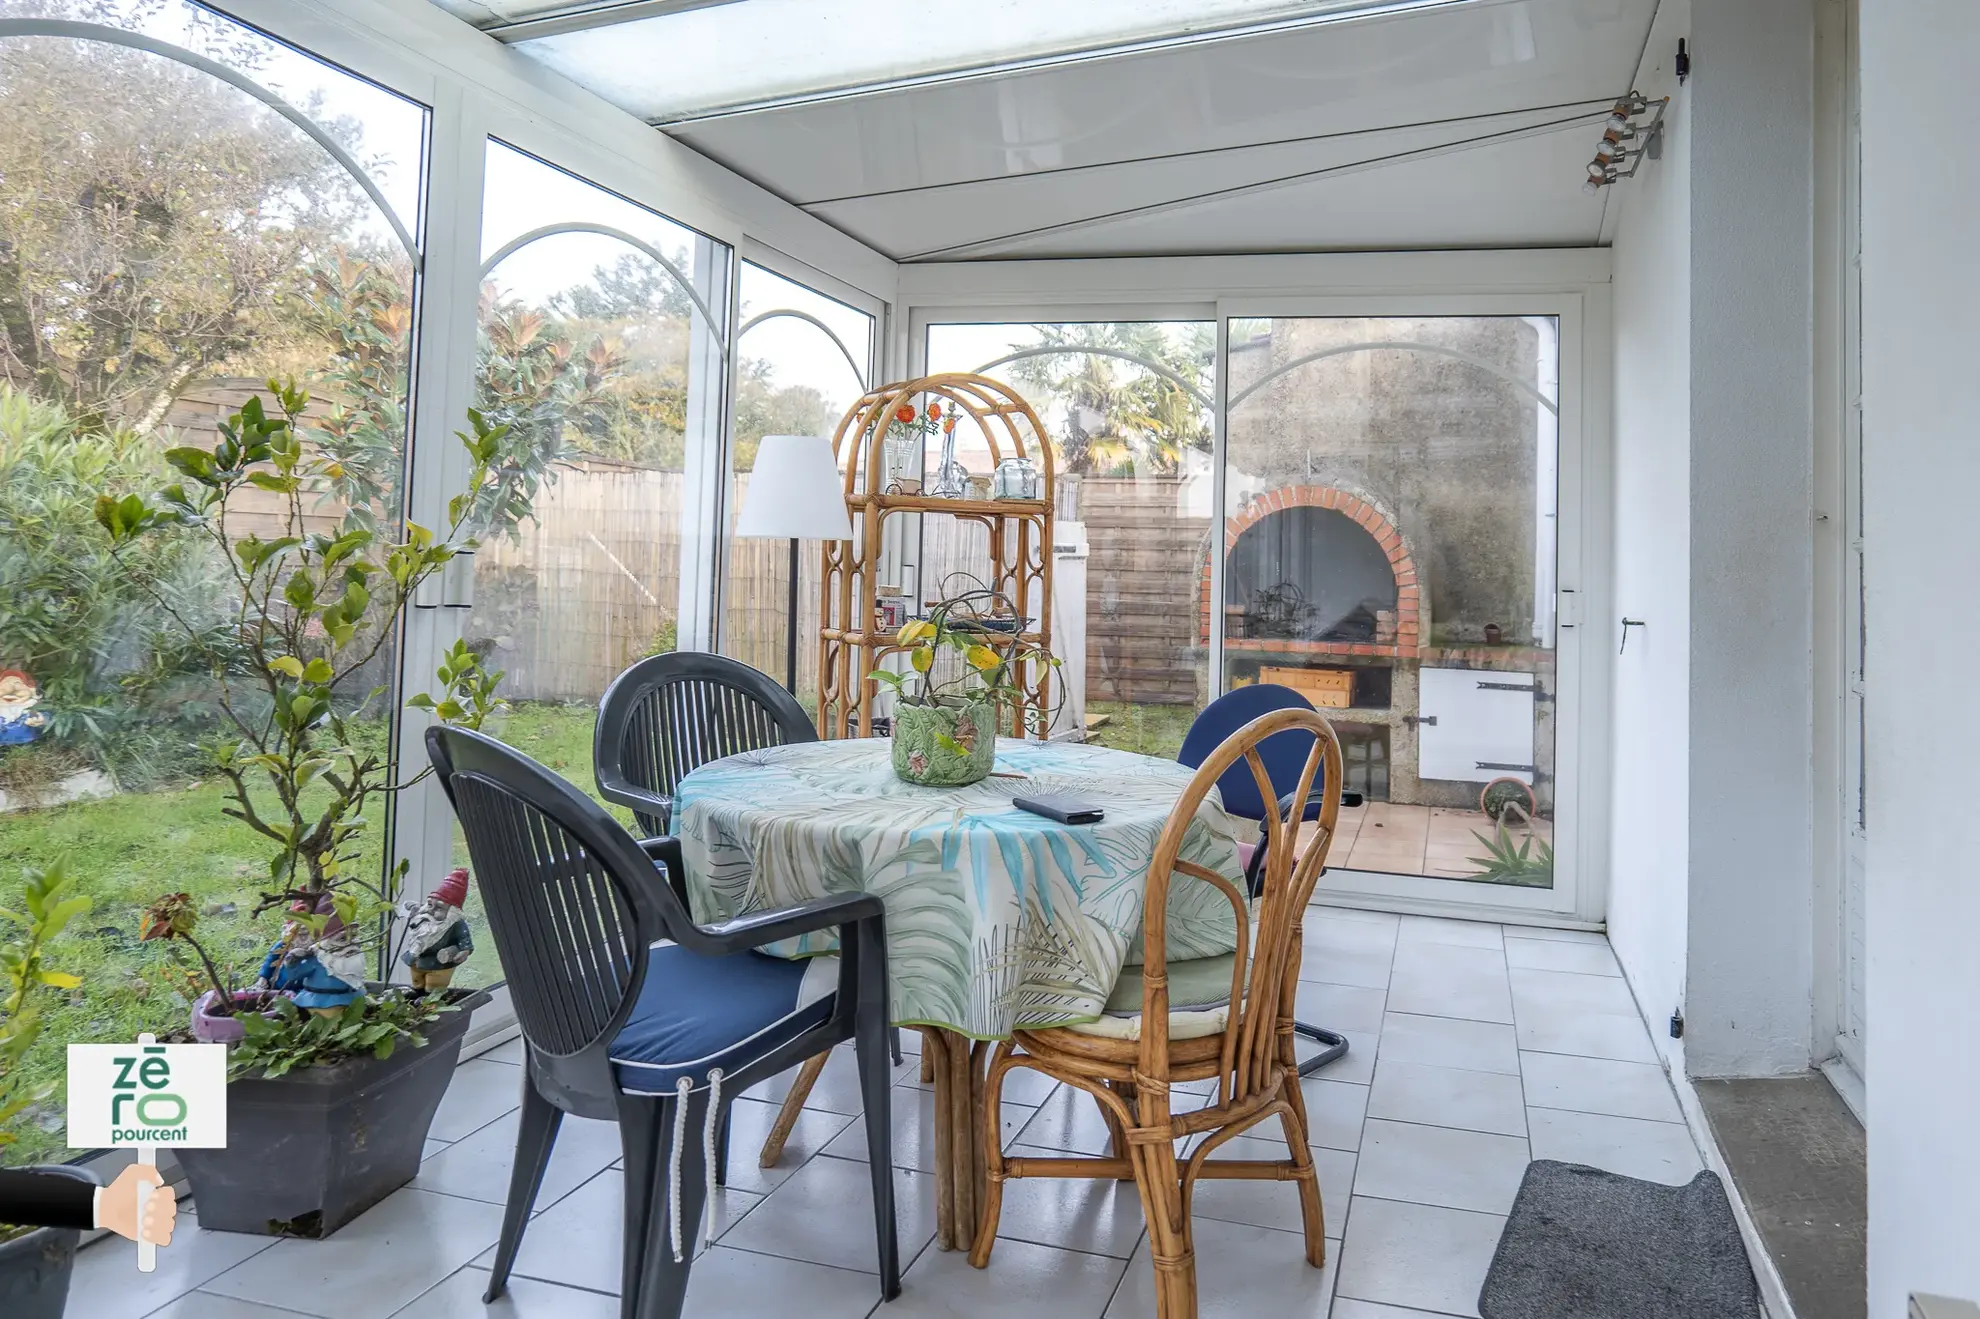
1608,0,1822,1080
1605,0,1692,1072
1858,2,1980,1312
1682,0,1818,1079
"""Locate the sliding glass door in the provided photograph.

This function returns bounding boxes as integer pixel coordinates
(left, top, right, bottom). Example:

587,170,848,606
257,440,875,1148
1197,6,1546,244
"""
916,300,1586,919
1222,313,1575,912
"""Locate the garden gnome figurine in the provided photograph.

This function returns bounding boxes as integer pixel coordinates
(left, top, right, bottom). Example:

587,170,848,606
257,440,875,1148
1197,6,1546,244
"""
401,868,473,991
0,669,48,746
257,897,364,1017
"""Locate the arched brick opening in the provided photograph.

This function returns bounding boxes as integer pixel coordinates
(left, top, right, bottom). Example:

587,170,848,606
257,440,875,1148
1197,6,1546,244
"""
1200,484,1423,657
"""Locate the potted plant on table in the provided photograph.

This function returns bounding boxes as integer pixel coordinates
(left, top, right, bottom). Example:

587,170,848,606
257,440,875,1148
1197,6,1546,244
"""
1,863,94,1319
869,592,1061,787
84,381,522,1238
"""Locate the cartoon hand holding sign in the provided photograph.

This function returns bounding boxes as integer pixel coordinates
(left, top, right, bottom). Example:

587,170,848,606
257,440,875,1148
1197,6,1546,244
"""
53,1032,227,1270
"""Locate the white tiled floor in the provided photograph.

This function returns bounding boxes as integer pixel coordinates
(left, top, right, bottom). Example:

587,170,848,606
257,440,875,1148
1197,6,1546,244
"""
72,909,1703,1319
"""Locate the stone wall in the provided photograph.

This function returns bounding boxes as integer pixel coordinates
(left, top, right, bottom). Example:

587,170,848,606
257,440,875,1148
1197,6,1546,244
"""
1224,316,1546,646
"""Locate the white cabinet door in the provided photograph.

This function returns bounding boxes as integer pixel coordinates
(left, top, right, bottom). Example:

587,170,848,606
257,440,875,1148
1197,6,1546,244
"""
1417,667,1537,784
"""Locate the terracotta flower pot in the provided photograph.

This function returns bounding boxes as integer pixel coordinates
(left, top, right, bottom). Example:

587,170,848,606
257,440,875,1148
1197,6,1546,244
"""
891,698,996,786
190,990,277,1044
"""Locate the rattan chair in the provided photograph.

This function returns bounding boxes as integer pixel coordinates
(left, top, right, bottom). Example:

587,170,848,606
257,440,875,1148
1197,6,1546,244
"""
968,706,1346,1319
429,725,900,1319
1179,684,1359,1074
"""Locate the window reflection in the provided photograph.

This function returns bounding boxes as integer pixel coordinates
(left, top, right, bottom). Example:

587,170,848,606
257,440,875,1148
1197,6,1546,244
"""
924,322,1216,760
451,142,732,984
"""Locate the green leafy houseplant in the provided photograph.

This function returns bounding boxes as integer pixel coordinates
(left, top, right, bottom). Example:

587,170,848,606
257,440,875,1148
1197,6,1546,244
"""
1,864,91,1241
92,380,519,1053
868,593,1061,787
228,993,449,1082
1467,822,1555,887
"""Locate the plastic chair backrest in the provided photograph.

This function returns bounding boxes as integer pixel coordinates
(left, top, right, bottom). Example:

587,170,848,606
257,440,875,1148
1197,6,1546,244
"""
1177,684,1321,822
428,726,681,1080
595,652,818,835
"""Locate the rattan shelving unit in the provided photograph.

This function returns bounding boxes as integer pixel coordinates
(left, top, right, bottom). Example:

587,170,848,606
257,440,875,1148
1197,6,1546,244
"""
816,373,1056,740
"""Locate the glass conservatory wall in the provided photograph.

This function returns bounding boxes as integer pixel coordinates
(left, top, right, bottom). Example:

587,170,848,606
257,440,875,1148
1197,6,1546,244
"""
0,0,427,1165
923,321,1217,760
0,0,895,1162
721,262,877,702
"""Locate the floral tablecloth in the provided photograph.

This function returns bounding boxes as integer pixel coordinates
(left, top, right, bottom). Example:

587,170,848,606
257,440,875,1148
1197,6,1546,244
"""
674,738,1248,1038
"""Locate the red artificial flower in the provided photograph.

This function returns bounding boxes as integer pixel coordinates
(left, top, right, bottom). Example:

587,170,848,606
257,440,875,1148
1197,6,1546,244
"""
943,416,957,432
895,404,916,424
926,401,942,420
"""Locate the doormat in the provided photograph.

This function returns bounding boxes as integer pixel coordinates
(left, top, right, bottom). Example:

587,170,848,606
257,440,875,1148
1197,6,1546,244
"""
1478,1160,1761,1319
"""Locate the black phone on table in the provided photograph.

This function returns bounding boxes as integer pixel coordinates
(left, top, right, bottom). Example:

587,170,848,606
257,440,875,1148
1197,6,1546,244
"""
1013,794,1105,825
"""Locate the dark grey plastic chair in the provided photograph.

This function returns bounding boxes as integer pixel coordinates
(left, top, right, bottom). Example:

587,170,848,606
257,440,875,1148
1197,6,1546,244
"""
594,651,818,837
428,725,899,1319
594,651,903,1148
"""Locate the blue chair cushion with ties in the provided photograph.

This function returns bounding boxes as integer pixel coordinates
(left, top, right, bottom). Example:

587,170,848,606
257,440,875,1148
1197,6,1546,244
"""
610,944,839,1095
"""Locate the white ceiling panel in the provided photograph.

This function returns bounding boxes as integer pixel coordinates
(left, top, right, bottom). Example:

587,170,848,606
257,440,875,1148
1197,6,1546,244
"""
427,0,1657,260
805,107,1607,260
672,0,1636,200
946,128,1614,259
428,0,533,22
493,0,1480,121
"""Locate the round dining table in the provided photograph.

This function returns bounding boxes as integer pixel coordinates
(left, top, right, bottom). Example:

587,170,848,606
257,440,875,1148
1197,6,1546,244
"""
673,735,1249,1250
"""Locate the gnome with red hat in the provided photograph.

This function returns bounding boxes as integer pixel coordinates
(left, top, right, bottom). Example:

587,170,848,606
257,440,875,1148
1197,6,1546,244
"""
400,868,474,991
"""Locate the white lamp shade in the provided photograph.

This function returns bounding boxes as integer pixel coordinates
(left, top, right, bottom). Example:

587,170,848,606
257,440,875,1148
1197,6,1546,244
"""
734,434,854,541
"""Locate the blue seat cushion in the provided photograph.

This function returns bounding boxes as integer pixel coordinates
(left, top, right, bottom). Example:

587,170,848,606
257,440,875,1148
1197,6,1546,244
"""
610,944,838,1095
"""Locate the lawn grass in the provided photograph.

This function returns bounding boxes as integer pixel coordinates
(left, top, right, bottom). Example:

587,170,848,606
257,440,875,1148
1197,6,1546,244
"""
0,774,386,1164
0,700,607,1166
1083,699,1199,762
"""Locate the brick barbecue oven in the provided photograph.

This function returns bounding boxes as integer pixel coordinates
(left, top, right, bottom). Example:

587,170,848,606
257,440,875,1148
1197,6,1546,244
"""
1200,483,1554,812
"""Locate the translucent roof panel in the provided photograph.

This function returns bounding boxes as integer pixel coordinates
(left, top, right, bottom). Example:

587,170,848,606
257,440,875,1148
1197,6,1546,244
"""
499,0,1469,122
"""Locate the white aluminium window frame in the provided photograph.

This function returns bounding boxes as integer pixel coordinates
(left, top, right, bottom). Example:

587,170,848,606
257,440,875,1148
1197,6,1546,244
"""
896,250,1614,927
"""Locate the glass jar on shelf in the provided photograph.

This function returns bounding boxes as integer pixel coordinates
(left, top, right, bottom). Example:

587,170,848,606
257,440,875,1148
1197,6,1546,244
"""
991,456,1040,500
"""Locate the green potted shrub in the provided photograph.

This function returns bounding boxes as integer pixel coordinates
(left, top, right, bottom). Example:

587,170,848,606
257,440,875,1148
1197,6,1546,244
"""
870,593,1061,787
1466,822,1555,887
0,863,95,1319
87,382,523,1238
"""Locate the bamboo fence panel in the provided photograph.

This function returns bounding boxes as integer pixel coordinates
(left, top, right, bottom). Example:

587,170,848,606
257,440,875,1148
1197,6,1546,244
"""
471,463,682,703
163,379,1198,710
1078,477,1211,707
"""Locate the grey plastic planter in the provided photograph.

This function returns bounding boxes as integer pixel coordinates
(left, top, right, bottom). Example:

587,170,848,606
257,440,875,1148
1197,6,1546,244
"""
176,988,492,1239
0,1164,96,1319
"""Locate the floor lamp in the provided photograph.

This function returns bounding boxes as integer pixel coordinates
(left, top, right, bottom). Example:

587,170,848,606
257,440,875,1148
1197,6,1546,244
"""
734,435,853,692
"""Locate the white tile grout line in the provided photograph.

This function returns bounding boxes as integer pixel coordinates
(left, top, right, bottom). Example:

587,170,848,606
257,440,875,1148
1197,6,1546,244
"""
142,1292,323,1319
